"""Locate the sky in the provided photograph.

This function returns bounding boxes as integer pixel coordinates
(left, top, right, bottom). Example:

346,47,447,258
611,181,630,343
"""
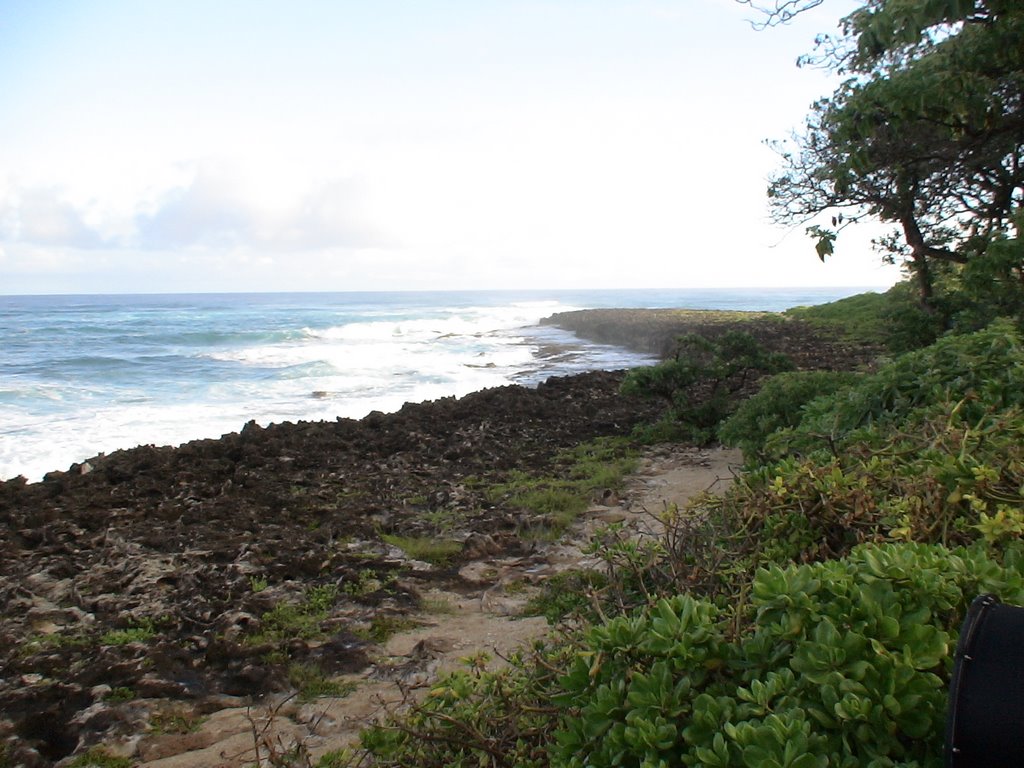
0,0,904,295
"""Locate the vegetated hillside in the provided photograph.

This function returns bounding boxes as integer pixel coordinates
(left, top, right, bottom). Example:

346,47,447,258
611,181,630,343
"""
362,304,1024,768
542,308,879,367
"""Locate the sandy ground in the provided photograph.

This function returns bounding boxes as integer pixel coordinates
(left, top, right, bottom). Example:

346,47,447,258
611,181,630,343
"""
129,445,743,767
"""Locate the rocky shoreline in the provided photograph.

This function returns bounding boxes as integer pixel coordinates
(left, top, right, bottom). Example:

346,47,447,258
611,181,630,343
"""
0,309,866,766
543,307,878,367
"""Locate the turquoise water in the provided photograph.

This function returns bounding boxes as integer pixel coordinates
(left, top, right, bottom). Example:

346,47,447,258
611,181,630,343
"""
0,287,874,480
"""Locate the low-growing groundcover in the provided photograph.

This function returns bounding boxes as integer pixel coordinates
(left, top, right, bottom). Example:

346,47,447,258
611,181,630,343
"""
553,543,1024,768
705,322,1024,579
364,543,1024,768
362,319,1024,767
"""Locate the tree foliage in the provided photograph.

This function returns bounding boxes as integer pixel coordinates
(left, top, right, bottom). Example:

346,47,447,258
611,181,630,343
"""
766,0,1024,310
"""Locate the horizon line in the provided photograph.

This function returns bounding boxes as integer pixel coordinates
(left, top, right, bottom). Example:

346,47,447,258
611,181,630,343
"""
1,284,895,300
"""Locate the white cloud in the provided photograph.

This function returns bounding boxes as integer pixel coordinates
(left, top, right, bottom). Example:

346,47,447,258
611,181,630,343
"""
0,187,107,249
133,162,390,252
134,164,255,249
0,1,903,294
0,162,390,256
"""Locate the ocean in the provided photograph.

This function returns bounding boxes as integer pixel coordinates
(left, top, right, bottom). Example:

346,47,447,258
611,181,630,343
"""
0,287,875,481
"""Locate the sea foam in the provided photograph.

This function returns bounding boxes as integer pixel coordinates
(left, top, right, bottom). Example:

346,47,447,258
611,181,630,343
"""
0,288,874,481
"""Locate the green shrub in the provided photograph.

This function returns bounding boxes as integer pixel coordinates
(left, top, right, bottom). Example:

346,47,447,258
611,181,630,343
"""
718,370,861,460
768,320,1024,460
361,642,568,768
551,542,1024,768
359,325,1024,768
783,283,954,352
247,584,340,646
881,281,946,352
948,231,1024,333
622,331,792,445
632,324,1024,598
522,569,609,624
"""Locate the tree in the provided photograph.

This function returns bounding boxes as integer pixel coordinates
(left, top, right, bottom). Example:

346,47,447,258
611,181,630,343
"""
763,0,1024,312
735,0,825,29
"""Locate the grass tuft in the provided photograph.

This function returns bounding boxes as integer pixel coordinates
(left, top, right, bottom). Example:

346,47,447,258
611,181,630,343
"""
381,534,462,565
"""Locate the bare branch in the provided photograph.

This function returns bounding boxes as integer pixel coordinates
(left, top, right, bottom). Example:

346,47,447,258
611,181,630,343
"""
735,0,826,30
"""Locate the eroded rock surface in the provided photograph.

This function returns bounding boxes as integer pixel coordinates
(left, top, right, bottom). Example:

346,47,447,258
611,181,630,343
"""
0,371,662,765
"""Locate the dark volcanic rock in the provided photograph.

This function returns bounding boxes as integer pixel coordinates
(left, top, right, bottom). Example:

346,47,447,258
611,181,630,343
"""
0,370,663,763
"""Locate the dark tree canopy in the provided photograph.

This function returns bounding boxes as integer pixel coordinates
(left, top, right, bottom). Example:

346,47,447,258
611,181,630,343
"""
762,0,1024,312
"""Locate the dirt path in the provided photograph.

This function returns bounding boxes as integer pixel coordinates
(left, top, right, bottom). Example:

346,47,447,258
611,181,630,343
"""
128,445,742,767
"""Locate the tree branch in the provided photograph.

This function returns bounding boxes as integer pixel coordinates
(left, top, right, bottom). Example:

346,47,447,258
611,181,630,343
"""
735,0,826,29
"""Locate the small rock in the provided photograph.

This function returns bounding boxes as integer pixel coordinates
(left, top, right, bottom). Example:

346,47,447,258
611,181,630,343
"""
216,610,261,643
137,731,217,762
462,533,500,559
133,675,190,699
70,701,119,731
594,510,628,524
458,562,501,586
90,684,113,699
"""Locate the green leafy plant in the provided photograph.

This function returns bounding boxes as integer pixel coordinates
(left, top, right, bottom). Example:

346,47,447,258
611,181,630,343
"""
104,686,135,703
623,331,792,444
247,584,339,647
100,618,157,646
718,370,861,460
552,542,1024,768
522,569,608,624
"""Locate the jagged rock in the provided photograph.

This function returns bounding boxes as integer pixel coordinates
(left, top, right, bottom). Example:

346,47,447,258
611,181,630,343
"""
215,611,261,643
0,365,802,764
462,533,501,559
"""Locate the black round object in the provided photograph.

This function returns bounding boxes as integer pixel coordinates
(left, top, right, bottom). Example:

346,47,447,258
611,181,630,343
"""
946,594,1024,767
